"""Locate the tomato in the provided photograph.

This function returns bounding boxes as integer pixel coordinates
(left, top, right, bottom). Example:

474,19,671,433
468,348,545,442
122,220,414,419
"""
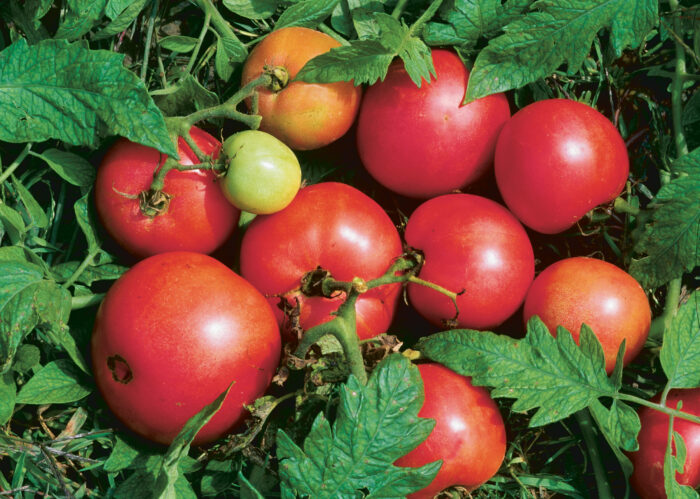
523,257,651,373
239,182,403,341
91,252,281,445
95,127,239,258
630,388,700,499
495,99,629,234
240,27,362,150
356,49,510,198
220,130,301,214
395,363,506,498
405,194,534,330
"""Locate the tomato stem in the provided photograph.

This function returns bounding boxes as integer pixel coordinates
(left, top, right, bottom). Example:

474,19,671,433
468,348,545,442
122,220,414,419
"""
575,409,614,499
618,393,700,426
184,8,212,77
71,293,105,310
0,143,32,185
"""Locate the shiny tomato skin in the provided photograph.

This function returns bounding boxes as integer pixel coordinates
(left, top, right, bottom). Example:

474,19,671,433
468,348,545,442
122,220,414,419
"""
630,389,700,499
241,27,362,150
91,252,281,446
356,49,511,198
495,99,629,234
395,363,506,498
405,194,534,329
95,127,240,258
239,182,403,341
523,257,651,373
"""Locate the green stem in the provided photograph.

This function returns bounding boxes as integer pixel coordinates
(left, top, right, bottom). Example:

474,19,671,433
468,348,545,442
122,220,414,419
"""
391,0,409,18
71,293,105,310
575,409,613,499
0,143,32,184
150,159,217,192
190,0,243,47
318,23,349,45
184,9,211,76
140,0,159,82
617,393,700,425
62,250,99,290
613,196,640,217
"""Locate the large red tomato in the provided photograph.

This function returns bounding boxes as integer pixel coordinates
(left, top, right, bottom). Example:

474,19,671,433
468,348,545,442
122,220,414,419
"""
95,127,239,258
523,257,651,373
356,49,510,198
240,27,362,150
495,99,629,234
405,194,534,330
395,363,506,498
630,388,700,499
91,252,281,445
239,182,403,341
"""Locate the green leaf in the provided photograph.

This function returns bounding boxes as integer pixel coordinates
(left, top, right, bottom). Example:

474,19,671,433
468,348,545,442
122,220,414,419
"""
103,436,141,472
44,324,91,375
239,472,265,499
0,246,27,263
277,354,440,498
275,0,341,29
31,149,96,187
55,0,108,40
465,0,658,101
347,0,386,39
0,39,176,156
51,261,127,286
15,359,92,404
152,74,220,118
25,0,53,20
159,35,199,53
0,371,16,425
92,0,150,40
12,344,41,374
682,85,700,127
223,0,278,19
661,291,700,389
105,0,140,19
417,318,617,427
216,37,235,82
630,150,700,288
0,261,70,374
152,384,233,498
295,40,394,85
74,191,102,255
12,178,49,229
664,430,699,498
589,399,640,453
0,204,26,245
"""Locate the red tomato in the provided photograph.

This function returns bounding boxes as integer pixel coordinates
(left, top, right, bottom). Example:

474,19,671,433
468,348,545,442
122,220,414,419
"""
240,27,362,150
239,182,403,341
91,252,281,445
523,257,651,373
630,388,700,499
495,99,629,234
95,127,239,258
356,49,510,198
395,363,506,498
405,194,534,330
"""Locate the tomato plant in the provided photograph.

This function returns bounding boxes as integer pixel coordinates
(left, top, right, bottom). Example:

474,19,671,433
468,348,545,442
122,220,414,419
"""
239,182,403,341
405,194,534,329
91,251,281,445
494,99,629,234
356,49,510,198
220,130,301,214
523,257,651,373
395,363,506,498
240,27,362,150
630,388,700,499
94,126,240,258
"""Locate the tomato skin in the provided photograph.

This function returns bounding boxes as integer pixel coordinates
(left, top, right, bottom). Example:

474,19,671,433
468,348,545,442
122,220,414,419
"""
91,252,281,445
495,99,629,234
395,363,506,498
240,27,362,151
220,130,301,214
95,127,240,258
356,49,511,198
405,194,534,330
523,257,651,373
630,389,700,499
239,182,403,341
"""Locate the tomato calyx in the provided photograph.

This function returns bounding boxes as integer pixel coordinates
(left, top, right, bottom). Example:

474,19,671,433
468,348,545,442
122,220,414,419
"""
263,65,290,92
138,188,173,217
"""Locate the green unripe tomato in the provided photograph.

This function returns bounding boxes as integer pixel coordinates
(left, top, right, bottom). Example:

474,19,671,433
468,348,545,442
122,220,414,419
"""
220,130,301,214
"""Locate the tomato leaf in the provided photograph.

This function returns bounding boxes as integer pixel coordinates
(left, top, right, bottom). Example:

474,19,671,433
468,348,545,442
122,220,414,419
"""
588,401,635,488
12,178,49,230
464,0,658,101
630,149,700,288
0,204,27,246
30,149,96,187
295,40,394,85
239,472,266,499
0,261,70,374
277,354,440,498
223,0,278,19
51,261,127,286
275,0,341,30
660,291,700,389
92,0,150,40
0,39,176,157
15,359,92,404
0,371,16,425
54,0,107,41
664,429,699,499
159,35,199,53
418,317,617,427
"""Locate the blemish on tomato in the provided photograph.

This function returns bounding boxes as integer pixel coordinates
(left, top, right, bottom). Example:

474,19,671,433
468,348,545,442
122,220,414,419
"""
107,355,133,384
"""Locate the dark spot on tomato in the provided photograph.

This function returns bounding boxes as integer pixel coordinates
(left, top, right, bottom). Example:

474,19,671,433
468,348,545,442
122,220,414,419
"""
107,355,133,384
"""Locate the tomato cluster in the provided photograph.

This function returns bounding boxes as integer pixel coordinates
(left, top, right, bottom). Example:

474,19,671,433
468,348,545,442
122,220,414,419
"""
91,27,662,497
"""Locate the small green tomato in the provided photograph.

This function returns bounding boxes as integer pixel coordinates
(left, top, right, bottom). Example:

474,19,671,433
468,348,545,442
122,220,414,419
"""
220,130,301,214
